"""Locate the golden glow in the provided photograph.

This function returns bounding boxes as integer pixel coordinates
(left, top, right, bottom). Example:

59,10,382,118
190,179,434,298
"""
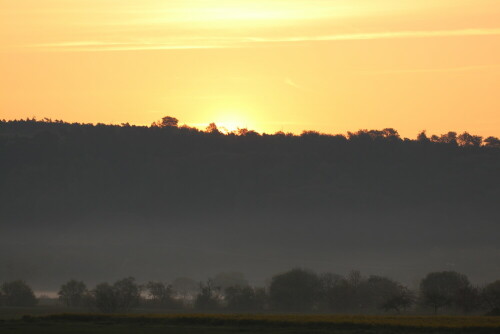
210,109,255,133
1,1,500,137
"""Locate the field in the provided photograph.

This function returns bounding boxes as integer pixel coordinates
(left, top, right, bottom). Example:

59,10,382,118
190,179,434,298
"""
1,311,500,334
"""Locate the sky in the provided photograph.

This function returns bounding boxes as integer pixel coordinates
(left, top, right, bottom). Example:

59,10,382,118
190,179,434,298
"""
1,0,500,136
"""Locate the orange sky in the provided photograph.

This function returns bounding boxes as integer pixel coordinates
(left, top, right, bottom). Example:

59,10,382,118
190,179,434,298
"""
1,0,499,137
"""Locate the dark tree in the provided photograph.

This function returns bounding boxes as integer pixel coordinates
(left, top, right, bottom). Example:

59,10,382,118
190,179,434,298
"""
145,281,179,308
92,283,118,313
269,268,321,311
438,131,458,145
236,128,259,137
151,116,179,128
317,271,369,312
91,277,141,313
361,276,413,312
319,272,414,313
318,272,343,310
380,285,415,314
58,279,88,307
484,136,500,148
194,280,222,311
454,284,482,314
419,271,470,314
113,277,141,311
417,130,430,142
482,280,500,315
224,286,267,311
1,280,37,307
457,132,482,147
205,122,220,134
347,270,363,288
381,128,400,139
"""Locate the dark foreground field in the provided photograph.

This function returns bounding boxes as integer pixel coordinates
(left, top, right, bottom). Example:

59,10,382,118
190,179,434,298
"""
1,313,500,334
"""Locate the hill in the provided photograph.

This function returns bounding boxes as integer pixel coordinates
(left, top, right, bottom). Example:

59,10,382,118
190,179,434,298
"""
0,118,499,289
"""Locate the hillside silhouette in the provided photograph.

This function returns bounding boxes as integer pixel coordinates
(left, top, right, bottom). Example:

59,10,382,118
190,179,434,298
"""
0,117,499,289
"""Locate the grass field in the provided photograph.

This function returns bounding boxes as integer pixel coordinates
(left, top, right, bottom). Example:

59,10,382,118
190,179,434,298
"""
1,312,500,334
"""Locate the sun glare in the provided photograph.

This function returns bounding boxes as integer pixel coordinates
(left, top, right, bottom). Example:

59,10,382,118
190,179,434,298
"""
212,110,253,133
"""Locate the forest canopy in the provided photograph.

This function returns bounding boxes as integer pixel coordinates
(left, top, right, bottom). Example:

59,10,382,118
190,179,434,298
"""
1,116,498,223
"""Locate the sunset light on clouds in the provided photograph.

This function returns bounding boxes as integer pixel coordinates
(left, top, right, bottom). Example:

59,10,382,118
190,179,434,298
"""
1,0,500,136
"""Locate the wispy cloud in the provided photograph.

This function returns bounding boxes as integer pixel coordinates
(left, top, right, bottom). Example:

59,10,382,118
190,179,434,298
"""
250,28,500,43
11,28,500,52
22,41,227,51
358,64,500,75
284,78,302,90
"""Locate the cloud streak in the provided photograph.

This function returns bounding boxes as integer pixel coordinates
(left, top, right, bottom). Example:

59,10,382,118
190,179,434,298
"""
358,64,500,75
250,28,500,43
11,28,500,52
284,78,302,90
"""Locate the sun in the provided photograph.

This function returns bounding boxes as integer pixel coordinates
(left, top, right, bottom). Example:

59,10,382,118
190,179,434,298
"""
212,110,253,133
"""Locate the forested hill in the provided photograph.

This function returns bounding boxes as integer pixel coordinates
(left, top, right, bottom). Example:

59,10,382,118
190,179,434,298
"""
1,118,498,224
1,118,499,287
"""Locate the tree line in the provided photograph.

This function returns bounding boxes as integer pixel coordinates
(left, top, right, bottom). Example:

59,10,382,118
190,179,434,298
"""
2,116,500,147
1,269,500,315
1,116,499,225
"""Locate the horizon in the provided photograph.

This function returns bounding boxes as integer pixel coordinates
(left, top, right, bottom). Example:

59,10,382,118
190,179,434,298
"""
1,116,497,140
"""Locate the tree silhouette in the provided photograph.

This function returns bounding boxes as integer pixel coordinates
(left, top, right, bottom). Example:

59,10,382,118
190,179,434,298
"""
269,268,320,311
483,280,500,315
1,280,37,307
380,284,415,314
205,122,220,134
92,283,118,313
151,116,179,128
58,279,88,307
454,284,481,314
484,136,500,148
91,277,141,313
194,280,222,311
145,281,179,308
419,271,470,314
457,132,482,147
224,286,267,311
